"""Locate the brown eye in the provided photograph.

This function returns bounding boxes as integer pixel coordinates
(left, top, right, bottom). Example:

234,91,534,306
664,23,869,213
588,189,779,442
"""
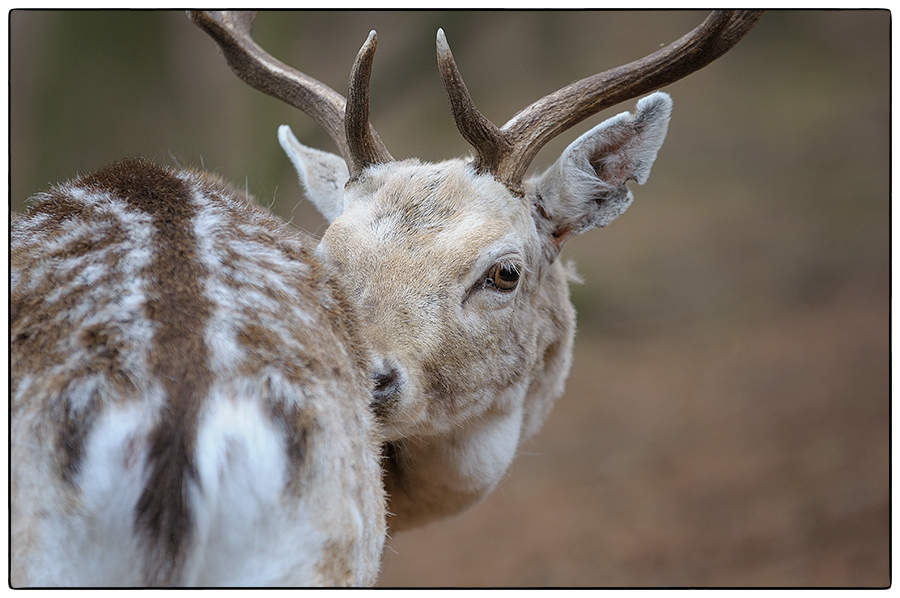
484,262,521,292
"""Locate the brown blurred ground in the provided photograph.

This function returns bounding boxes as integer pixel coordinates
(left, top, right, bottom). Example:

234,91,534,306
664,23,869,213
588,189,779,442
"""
9,10,890,587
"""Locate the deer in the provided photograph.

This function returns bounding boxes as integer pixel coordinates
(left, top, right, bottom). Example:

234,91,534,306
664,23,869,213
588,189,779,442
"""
10,10,762,587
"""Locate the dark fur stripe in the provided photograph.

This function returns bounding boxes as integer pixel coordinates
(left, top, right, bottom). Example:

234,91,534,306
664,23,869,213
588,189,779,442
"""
80,159,212,585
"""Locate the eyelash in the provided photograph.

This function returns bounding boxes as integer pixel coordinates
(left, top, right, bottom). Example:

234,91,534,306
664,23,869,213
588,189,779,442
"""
480,261,521,292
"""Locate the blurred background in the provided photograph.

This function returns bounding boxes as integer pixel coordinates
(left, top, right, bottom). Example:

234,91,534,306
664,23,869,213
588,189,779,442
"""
9,10,889,587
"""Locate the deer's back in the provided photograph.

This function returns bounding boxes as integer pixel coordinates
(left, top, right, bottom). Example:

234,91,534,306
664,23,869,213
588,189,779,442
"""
10,159,385,586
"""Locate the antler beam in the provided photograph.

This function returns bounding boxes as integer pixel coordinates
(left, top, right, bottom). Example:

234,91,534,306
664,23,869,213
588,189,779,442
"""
188,11,392,178
438,10,764,194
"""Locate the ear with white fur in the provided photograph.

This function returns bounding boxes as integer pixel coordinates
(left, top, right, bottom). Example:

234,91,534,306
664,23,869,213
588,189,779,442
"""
278,125,349,223
528,92,672,254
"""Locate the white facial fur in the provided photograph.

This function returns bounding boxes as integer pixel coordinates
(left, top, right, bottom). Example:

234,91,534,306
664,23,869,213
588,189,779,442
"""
321,159,546,439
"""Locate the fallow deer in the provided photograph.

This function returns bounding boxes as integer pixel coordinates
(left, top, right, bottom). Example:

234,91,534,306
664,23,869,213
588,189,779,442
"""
10,10,762,586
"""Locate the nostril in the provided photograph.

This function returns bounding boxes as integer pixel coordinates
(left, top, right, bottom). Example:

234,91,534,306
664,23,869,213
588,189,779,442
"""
371,368,401,404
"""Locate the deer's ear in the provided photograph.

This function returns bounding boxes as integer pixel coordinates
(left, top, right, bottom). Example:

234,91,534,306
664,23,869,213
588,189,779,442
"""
279,125,349,223
529,92,672,253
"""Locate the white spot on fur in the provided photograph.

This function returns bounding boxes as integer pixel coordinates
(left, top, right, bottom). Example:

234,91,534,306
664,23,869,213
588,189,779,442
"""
184,393,316,586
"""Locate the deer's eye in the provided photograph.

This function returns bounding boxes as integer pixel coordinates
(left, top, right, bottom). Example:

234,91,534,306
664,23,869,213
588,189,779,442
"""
483,262,521,292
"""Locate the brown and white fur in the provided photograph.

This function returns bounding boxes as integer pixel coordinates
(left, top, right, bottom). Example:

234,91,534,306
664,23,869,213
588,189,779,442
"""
10,37,671,588
10,163,385,586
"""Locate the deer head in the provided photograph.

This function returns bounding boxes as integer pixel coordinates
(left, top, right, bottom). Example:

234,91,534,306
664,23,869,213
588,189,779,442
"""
189,10,762,529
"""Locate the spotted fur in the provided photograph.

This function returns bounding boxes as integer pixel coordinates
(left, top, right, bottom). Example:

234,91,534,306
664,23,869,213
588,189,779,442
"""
11,159,384,587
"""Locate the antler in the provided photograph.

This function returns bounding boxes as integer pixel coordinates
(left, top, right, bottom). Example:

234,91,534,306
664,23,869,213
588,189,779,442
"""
188,11,392,178
345,31,393,177
438,10,764,194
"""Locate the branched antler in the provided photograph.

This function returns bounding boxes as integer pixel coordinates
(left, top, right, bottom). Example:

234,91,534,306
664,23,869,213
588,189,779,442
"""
188,11,392,178
438,11,764,193
189,11,762,192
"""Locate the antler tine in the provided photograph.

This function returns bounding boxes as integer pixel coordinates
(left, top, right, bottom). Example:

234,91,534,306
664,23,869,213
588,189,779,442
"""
436,29,511,178
188,11,392,175
438,10,763,194
346,31,394,179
